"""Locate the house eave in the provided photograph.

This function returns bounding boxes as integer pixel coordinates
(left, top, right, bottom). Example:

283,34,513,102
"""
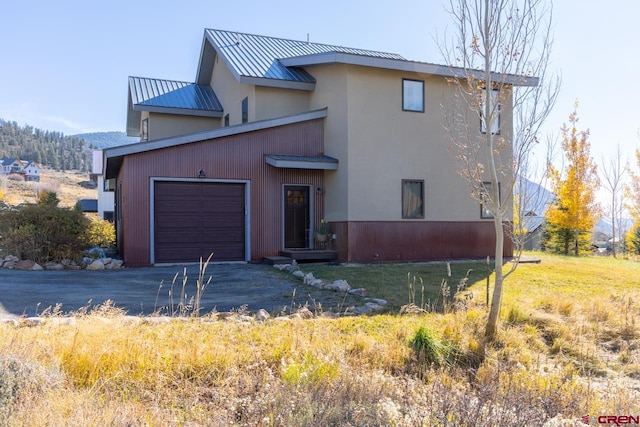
280,52,539,87
105,108,328,179
264,155,338,170
131,104,224,118
238,76,315,91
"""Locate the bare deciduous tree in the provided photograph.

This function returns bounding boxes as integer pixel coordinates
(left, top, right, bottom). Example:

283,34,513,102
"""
601,144,628,257
440,0,560,341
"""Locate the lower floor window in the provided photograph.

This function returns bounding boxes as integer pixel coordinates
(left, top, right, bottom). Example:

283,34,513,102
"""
402,180,424,219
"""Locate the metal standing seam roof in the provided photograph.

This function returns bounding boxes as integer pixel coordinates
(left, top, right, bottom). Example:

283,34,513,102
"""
129,76,223,113
205,29,406,84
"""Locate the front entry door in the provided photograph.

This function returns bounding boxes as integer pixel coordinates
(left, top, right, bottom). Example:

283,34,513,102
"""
284,186,310,248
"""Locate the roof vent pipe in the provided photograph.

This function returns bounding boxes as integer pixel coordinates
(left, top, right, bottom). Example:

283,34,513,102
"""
237,33,241,46
307,33,310,44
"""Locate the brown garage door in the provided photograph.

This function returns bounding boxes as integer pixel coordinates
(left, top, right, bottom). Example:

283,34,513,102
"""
154,181,245,263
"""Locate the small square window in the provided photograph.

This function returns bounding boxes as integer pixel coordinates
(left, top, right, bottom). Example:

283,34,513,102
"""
481,182,501,219
402,180,424,219
402,79,424,112
480,89,500,134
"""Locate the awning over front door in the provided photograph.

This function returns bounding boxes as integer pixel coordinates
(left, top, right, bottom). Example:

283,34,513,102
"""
264,154,338,170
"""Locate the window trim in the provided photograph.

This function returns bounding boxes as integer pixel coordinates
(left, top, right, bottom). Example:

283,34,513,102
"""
402,179,425,219
241,97,248,124
480,88,501,135
480,181,501,219
141,118,149,141
402,79,425,113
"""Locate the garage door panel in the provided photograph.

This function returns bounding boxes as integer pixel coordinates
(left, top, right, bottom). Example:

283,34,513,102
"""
154,181,245,263
156,215,203,229
155,230,203,245
155,199,203,213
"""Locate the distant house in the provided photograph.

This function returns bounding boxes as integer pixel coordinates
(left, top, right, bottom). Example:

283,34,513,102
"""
523,215,545,251
1,158,40,181
1,158,24,175
105,29,537,266
22,161,41,182
92,150,114,221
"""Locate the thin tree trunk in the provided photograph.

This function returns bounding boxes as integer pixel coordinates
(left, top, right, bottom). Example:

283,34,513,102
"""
485,211,504,341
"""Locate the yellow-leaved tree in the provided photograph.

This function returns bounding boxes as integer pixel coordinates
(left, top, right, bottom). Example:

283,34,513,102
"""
625,149,640,254
545,105,600,255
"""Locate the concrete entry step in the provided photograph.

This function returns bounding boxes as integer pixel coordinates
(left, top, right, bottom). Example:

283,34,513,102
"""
278,249,337,263
263,256,293,265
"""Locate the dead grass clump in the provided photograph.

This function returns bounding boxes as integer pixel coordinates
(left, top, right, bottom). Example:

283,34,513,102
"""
0,354,63,423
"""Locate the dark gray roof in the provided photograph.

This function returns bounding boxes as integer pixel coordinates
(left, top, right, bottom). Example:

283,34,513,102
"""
129,77,223,114
205,29,405,86
198,29,538,89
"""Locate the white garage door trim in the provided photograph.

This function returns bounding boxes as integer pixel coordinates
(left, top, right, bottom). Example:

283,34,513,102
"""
149,177,251,264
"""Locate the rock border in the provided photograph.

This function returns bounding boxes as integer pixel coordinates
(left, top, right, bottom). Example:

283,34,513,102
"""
0,254,123,271
273,260,388,315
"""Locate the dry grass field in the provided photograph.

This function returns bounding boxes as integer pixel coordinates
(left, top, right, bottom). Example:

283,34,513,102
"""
1,168,96,208
0,253,638,425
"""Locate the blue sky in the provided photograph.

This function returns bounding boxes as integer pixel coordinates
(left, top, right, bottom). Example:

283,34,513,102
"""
1,0,639,166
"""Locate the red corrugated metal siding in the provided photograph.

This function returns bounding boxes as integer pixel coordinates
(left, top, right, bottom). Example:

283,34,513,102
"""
339,221,513,263
119,119,325,266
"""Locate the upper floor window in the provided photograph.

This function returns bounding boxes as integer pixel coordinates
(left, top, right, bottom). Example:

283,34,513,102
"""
402,179,424,219
481,181,501,219
241,97,248,123
480,89,500,134
141,118,149,141
402,79,424,112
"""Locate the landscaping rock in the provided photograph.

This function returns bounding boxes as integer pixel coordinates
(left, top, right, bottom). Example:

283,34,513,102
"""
255,309,270,322
15,260,37,271
310,279,324,288
303,273,315,285
45,262,64,271
364,302,385,312
86,259,105,271
21,317,46,327
326,280,350,293
348,288,367,297
2,255,19,269
292,270,305,278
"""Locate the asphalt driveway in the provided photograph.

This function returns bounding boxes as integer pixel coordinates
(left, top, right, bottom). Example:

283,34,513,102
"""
0,263,348,318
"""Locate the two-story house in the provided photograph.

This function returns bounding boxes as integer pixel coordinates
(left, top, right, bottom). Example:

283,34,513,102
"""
1,158,41,181
104,29,535,266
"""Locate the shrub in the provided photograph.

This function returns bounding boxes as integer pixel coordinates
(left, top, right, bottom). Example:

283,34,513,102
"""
86,217,115,248
0,355,62,422
0,192,90,263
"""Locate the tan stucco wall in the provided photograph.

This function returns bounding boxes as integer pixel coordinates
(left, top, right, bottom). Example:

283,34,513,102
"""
308,64,350,221
211,57,312,125
147,112,221,141
307,64,513,223
210,57,255,125
254,86,310,121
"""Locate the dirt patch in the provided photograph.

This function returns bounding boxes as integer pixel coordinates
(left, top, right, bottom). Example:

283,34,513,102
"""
2,168,96,208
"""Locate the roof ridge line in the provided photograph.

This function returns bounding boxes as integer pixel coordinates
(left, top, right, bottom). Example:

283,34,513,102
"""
204,28,403,58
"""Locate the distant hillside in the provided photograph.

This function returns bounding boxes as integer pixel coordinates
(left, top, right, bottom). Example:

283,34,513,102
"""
518,177,553,215
0,119,92,172
74,131,138,149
